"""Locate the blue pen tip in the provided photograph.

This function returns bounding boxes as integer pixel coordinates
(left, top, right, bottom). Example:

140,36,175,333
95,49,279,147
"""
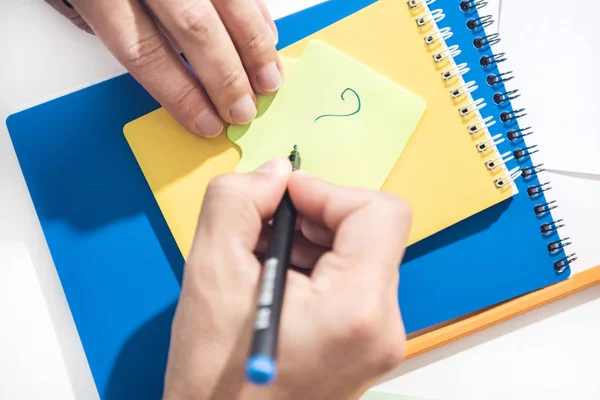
246,355,277,385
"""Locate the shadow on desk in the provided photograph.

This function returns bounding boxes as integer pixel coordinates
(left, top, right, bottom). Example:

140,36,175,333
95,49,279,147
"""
386,284,600,381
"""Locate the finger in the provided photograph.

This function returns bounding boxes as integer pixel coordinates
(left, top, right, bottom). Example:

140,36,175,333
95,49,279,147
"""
295,215,304,231
300,218,334,248
255,0,279,46
73,0,224,138
146,0,257,125
213,0,283,95
255,226,328,269
44,0,94,34
269,215,302,230
142,5,183,54
288,172,413,286
190,158,292,259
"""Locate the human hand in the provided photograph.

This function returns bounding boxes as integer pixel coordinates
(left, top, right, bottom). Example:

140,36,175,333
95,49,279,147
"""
163,157,412,400
45,0,282,137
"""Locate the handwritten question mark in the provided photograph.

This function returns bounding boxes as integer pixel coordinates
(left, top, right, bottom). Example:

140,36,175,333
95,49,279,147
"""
314,88,362,123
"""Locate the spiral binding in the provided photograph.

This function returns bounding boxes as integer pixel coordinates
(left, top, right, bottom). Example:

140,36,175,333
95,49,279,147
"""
459,0,488,11
486,71,514,86
408,0,511,195
425,27,453,44
485,151,513,171
513,145,538,160
506,126,533,141
433,44,461,63
480,52,506,68
442,62,470,80
455,1,575,272
467,115,495,135
408,0,575,272
473,33,501,49
416,8,445,27
450,80,478,98
500,108,527,123
407,0,436,9
493,89,520,105
466,15,494,31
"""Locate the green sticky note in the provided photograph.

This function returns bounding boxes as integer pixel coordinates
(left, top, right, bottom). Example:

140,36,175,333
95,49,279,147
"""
228,40,426,189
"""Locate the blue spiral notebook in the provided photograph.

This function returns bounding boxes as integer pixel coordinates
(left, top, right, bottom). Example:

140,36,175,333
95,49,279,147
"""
6,0,570,398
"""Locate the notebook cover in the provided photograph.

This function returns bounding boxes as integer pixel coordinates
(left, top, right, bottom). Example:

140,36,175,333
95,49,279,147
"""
4,0,575,398
124,0,515,258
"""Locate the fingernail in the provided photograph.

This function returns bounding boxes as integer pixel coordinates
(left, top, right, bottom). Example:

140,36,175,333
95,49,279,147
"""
230,94,257,124
257,62,283,93
256,157,285,173
267,24,279,45
195,108,224,137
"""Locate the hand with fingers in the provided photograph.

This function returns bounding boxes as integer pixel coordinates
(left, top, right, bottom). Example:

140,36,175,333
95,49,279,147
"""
164,157,412,400
45,0,283,138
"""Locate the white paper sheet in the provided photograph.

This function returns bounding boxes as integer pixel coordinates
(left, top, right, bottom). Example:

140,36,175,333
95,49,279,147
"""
498,0,600,175
543,170,600,275
495,0,600,273
265,0,328,20
0,243,76,400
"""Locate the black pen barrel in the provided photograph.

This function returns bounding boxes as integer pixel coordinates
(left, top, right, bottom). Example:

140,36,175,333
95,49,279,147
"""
250,191,297,357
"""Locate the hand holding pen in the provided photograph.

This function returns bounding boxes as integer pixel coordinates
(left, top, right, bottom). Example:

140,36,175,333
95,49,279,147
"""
164,154,412,400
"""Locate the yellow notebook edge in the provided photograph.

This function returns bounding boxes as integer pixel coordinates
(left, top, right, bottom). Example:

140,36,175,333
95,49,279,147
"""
408,2,518,199
405,265,600,359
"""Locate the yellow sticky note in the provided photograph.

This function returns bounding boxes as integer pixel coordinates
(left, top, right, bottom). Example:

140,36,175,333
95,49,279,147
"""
228,40,425,190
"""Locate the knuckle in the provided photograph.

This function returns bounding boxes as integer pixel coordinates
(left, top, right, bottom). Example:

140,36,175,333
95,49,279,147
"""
69,15,89,31
339,310,405,372
122,33,170,75
376,193,413,223
166,80,204,112
205,175,257,221
243,28,272,54
206,174,237,194
318,252,346,276
377,337,405,372
175,3,213,43
344,312,378,343
214,67,247,93
213,0,235,7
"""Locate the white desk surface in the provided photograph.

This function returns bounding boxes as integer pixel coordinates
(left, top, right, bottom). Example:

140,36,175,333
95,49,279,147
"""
1,1,599,399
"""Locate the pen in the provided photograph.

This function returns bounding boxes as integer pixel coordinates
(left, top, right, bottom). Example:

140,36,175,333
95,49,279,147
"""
246,146,301,386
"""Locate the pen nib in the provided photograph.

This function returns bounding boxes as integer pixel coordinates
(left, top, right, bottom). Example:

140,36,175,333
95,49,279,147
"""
289,145,301,171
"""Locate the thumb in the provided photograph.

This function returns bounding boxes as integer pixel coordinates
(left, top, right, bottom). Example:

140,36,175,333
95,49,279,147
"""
191,157,292,254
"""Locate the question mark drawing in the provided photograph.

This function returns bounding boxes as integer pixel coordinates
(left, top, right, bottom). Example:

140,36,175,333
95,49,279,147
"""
314,88,362,123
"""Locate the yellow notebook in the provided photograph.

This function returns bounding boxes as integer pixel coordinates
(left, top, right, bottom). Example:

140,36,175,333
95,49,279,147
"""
124,0,516,258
